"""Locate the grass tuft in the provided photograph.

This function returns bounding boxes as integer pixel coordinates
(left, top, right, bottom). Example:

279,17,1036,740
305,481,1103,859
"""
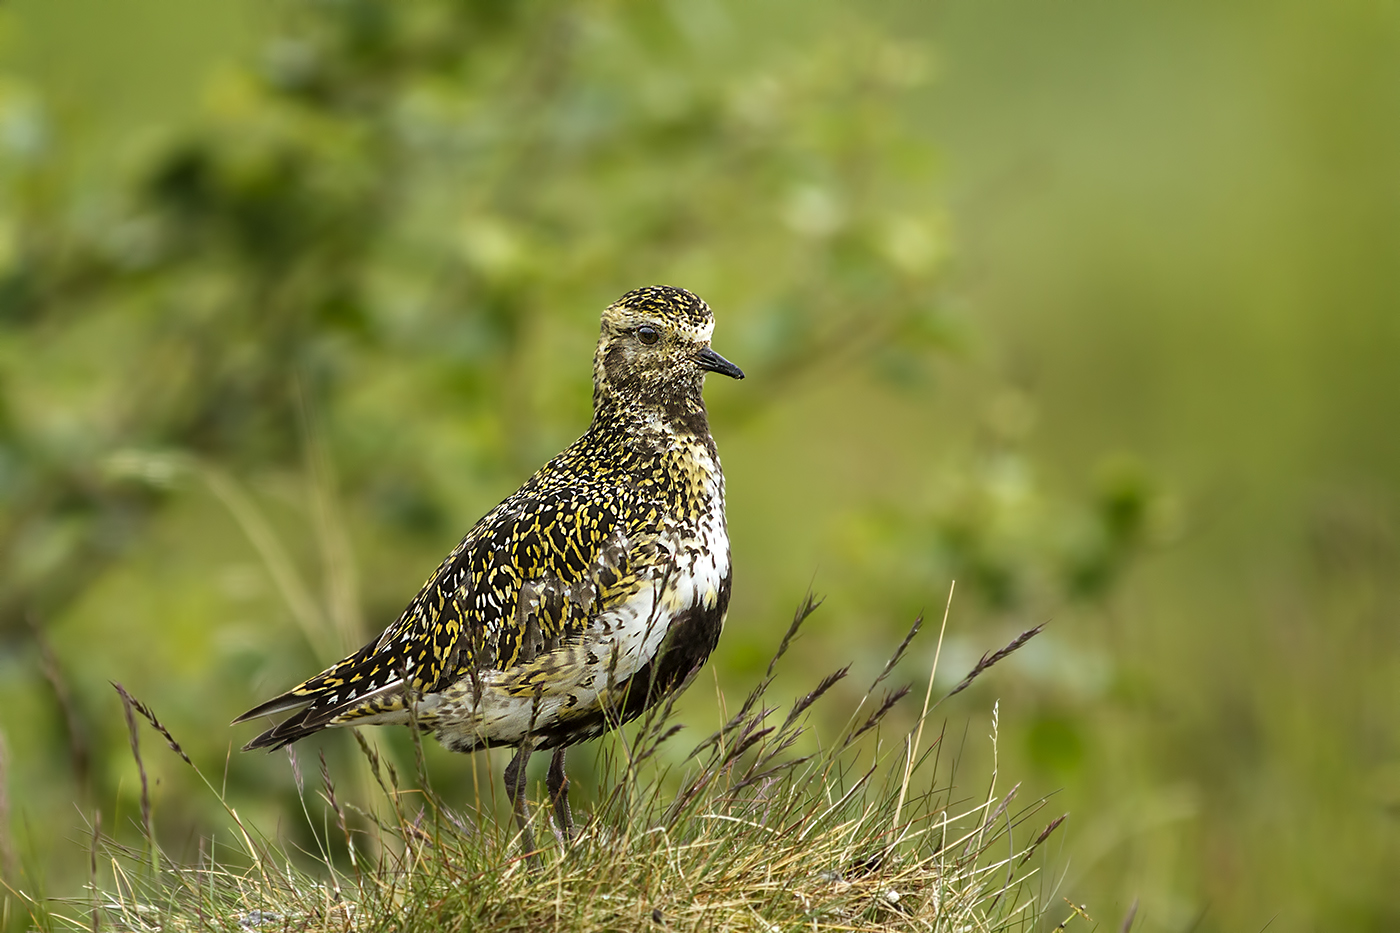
17,599,1066,932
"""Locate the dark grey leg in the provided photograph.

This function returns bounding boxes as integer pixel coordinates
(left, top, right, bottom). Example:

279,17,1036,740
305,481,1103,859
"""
502,741,537,858
547,746,574,841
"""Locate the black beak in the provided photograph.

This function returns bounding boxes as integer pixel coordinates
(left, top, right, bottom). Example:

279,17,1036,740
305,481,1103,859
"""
695,346,745,380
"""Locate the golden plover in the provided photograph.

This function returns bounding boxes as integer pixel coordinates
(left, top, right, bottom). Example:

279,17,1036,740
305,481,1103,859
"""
235,285,743,849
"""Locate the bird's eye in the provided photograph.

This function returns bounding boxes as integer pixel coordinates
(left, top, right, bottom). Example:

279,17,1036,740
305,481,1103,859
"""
636,325,661,346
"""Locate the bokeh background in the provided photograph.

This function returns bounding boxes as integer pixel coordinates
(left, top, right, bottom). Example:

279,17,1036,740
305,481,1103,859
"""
2,1,1398,931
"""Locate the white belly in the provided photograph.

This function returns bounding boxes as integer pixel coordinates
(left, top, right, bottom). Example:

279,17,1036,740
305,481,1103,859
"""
411,528,729,747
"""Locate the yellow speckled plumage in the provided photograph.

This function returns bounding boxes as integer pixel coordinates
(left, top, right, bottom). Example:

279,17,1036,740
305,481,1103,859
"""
235,285,743,846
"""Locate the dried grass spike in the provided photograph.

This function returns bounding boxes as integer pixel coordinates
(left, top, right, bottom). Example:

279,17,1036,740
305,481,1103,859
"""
111,681,192,766
781,666,849,733
871,613,923,690
1019,813,1068,866
767,590,823,678
847,685,912,746
944,624,1045,701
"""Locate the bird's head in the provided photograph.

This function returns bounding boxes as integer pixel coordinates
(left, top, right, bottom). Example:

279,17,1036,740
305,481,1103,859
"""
593,286,744,425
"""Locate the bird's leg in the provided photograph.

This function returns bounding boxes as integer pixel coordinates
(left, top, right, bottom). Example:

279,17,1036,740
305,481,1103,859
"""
502,741,537,858
547,746,574,841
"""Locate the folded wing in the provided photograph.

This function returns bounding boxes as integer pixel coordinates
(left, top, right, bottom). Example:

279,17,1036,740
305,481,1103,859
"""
235,484,642,750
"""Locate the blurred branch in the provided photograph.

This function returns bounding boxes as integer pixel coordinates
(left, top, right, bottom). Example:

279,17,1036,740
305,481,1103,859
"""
27,613,92,794
0,729,15,883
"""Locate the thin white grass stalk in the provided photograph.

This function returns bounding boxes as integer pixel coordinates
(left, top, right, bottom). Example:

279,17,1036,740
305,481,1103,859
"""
288,767,340,901
797,762,878,843
980,865,1042,914
936,797,1003,855
974,698,1001,858
971,852,1027,880
107,859,138,930
223,808,269,886
834,800,881,868
200,464,330,658
640,825,687,884
695,813,780,834
892,579,955,839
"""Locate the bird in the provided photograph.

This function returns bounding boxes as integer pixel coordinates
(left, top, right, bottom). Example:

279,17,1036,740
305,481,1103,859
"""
234,285,744,852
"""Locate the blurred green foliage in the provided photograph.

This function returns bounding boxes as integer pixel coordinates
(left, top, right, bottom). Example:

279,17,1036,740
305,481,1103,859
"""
1,0,1118,898
0,0,957,652
3,1,1398,932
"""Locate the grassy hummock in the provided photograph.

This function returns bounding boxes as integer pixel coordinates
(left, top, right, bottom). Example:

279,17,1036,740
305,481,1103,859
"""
15,595,1067,933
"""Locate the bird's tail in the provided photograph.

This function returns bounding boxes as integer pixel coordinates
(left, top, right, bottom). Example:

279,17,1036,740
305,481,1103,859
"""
233,638,394,751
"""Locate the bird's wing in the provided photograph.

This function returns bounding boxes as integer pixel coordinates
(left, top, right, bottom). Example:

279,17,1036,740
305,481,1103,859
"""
235,482,653,750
